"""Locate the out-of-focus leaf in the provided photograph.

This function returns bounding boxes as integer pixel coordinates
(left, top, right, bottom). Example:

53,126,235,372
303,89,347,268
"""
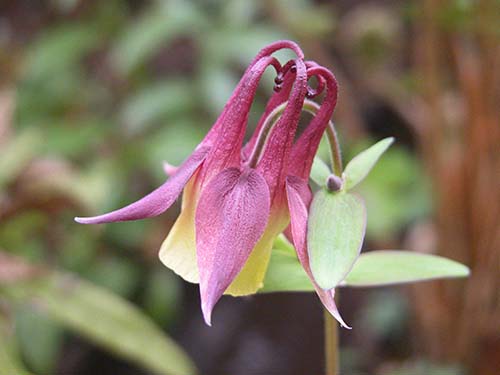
339,5,401,67
261,249,312,293
143,268,182,327
6,271,197,375
77,159,119,212
15,307,63,375
358,145,430,239
343,251,469,287
112,0,204,74
0,214,47,262
223,0,258,27
39,119,110,158
51,0,79,13
308,190,366,289
342,137,394,190
199,65,239,114
111,10,171,74
275,0,335,37
59,225,98,272
310,157,331,186
146,119,205,182
0,129,42,188
386,360,465,375
120,81,194,135
16,71,86,126
0,90,14,143
23,25,99,81
85,256,141,298
205,28,289,67
0,315,33,375
438,1,474,31
104,220,151,254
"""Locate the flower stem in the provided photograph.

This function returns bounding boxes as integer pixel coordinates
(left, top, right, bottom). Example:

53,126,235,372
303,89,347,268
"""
325,121,343,177
246,103,285,168
248,100,343,176
302,100,343,176
324,308,339,375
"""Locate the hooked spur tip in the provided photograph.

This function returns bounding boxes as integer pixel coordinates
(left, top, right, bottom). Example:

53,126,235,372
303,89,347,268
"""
201,301,213,327
74,216,103,225
341,321,352,330
327,309,352,330
334,312,352,330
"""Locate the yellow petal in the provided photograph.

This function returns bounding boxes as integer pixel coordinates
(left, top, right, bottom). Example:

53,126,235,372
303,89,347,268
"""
158,175,200,283
224,229,275,296
159,176,290,296
225,208,289,296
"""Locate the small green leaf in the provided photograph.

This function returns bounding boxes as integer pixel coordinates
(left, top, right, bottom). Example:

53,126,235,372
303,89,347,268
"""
343,137,394,190
343,251,470,287
308,190,366,289
261,249,312,293
261,250,469,293
0,315,33,375
310,156,331,186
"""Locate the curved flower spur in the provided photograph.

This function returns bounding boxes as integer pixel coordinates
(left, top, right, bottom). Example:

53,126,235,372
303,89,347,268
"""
76,41,315,324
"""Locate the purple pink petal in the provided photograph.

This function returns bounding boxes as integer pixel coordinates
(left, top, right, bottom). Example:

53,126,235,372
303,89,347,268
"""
75,146,210,224
195,167,270,325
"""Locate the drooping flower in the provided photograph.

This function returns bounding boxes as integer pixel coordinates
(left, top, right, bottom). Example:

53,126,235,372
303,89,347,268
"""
76,41,310,325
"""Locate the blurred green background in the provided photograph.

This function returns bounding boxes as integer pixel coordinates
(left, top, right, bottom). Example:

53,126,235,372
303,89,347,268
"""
1,1,498,374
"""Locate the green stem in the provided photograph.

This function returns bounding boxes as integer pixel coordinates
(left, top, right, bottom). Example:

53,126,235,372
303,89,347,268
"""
324,308,339,375
302,100,343,177
326,123,343,177
247,100,343,176
247,104,285,168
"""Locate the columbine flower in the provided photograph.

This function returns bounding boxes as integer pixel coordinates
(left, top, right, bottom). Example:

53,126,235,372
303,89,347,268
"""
160,59,351,328
76,41,310,325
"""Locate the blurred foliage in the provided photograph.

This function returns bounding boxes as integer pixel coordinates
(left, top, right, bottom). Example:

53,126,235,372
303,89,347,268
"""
0,314,33,375
384,361,465,375
0,0,453,373
355,142,430,241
